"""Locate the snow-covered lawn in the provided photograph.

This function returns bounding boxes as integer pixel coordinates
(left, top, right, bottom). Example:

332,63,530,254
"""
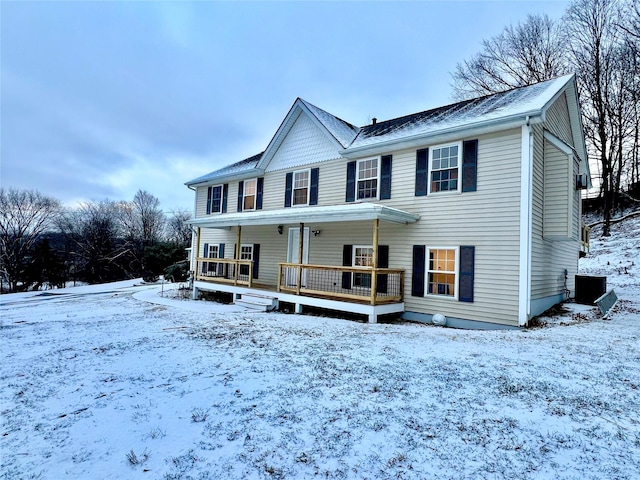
1,218,639,479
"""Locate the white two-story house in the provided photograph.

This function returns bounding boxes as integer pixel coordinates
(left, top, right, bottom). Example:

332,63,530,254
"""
185,74,589,329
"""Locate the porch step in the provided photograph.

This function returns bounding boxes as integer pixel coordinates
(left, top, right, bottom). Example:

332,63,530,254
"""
235,293,278,312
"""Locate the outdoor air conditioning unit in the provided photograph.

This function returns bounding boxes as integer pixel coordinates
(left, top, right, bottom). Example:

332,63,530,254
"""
576,173,589,190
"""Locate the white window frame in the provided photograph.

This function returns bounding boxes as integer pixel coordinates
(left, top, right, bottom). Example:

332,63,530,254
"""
352,245,374,289
425,246,459,300
427,142,462,195
209,184,223,214
239,244,253,277
292,169,311,207
242,179,258,211
356,157,380,200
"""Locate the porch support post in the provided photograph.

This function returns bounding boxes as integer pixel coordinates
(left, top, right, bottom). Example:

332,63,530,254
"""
195,227,201,280
370,218,379,307
234,225,241,285
296,222,304,295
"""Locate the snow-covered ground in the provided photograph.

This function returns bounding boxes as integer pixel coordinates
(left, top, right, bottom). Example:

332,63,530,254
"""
1,217,639,480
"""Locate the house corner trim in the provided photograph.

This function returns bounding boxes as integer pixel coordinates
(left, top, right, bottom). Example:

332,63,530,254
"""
519,124,533,326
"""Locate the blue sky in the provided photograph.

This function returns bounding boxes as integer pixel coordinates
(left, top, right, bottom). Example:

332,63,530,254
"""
1,1,569,211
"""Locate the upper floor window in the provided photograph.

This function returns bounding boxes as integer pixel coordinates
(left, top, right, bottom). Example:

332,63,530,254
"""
429,143,461,194
243,179,257,211
357,158,378,199
209,185,223,214
293,170,310,206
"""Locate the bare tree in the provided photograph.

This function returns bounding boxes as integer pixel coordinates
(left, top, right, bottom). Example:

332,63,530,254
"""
618,0,640,189
166,208,192,246
57,200,131,283
0,188,61,292
452,14,568,99
565,0,630,235
120,190,165,246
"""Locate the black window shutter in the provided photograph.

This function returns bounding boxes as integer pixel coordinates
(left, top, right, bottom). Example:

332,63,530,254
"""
237,181,244,212
206,187,212,214
219,243,225,258
202,243,209,273
459,246,475,302
252,244,260,279
376,245,389,294
284,172,293,207
222,184,228,213
415,148,429,196
310,168,319,205
380,155,392,200
256,178,264,210
345,161,356,202
342,245,352,289
462,140,478,193
411,245,426,297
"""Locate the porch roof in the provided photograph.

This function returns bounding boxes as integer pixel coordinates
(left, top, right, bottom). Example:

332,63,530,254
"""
188,203,420,229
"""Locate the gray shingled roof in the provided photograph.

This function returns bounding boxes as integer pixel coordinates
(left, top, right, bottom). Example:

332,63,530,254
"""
349,75,572,149
185,75,574,186
185,152,263,186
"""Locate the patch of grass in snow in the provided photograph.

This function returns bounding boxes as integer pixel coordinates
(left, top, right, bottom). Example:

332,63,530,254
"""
126,448,150,466
145,426,167,440
191,408,208,423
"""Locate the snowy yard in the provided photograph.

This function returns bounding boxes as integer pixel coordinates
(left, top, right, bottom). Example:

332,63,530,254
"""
1,217,639,479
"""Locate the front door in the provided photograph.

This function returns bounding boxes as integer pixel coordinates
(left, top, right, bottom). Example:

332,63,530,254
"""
286,227,310,286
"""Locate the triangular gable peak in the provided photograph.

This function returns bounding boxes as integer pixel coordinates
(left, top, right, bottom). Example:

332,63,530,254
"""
258,98,359,173
540,75,588,164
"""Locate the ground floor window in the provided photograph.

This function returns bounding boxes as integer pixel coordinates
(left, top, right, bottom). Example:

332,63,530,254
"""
353,246,373,288
239,244,253,277
427,247,457,297
207,245,223,276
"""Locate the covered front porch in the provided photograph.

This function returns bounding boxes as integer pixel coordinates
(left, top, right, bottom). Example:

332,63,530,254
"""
188,203,419,323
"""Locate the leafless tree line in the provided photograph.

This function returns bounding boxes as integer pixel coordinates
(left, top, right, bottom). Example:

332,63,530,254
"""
0,187,192,293
452,0,640,236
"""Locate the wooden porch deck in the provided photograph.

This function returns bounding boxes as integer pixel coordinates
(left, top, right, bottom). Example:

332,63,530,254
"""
193,261,406,323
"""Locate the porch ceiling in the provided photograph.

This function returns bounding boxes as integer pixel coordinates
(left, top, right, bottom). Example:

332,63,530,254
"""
188,203,420,229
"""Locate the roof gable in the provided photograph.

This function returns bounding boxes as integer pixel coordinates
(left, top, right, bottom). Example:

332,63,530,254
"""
264,109,343,172
257,98,359,171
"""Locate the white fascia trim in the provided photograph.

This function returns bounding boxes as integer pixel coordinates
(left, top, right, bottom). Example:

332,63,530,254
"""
341,114,543,159
543,130,575,156
518,124,533,326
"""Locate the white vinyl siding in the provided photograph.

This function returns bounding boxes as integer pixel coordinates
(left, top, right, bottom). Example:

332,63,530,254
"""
543,140,572,240
530,123,580,305
200,129,522,326
194,127,530,326
264,111,341,172
545,92,574,148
